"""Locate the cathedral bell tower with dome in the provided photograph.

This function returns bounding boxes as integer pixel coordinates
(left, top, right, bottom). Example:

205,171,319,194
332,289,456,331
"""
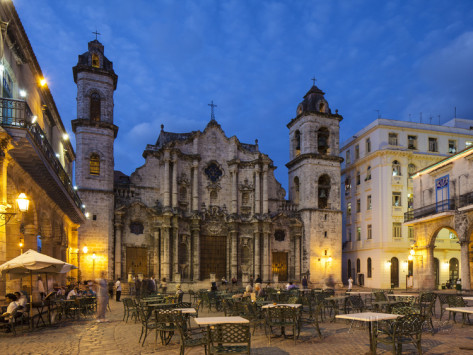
72,39,118,280
286,83,343,287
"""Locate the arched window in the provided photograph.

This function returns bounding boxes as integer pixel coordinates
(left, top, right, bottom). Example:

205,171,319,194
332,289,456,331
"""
294,177,300,204
449,258,459,282
318,174,331,209
366,166,371,181
392,160,401,176
317,127,330,154
319,102,325,112
90,92,101,122
89,153,100,175
356,171,361,185
294,130,301,155
408,163,416,177
391,257,399,287
347,259,352,278
92,54,100,68
210,190,218,204
356,258,360,274
367,258,372,278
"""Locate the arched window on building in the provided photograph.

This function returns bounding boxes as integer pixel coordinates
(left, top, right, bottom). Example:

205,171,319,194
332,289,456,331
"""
344,176,351,194
408,163,417,177
347,259,352,278
356,258,360,274
392,160,401,176
294,130,301,155
317,127,330,154
293,177,300,204
366,166,371,181
367,258,372,278
90,92,101,122
318,174,331,209
92,54,100,68
319,102,325,112
89,153,100,175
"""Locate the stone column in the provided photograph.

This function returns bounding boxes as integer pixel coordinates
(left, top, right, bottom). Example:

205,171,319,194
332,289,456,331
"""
262,229,270,281
230,228,238,280
163,154,171,207
192,219,200,281
231,168,238,214
192,161,199,211
161,221,171,281
295,235,301,280
262,165,268,214
254,229,260,279
460,240,471,290
254,166,260,214
114,215,123,279
226,235,231,279
0,156,11,273
172,217,179,278
172,158,178,209
153,230,160,280
416,246,434,290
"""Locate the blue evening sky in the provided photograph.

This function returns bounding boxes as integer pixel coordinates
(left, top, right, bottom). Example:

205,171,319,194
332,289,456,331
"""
14,0,473,193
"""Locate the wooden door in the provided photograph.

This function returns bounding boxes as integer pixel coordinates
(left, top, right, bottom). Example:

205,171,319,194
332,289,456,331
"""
126,247,148,276
272,252,288,281
390,257,399,288
200,235,226,279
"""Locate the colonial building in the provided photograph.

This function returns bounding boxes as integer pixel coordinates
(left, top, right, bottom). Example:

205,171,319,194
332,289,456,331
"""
73,39,343,286
406,145,473,290
0,2,84,298
341,118,473,289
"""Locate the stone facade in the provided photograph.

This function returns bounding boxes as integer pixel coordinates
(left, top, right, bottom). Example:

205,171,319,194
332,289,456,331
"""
73,41,343,286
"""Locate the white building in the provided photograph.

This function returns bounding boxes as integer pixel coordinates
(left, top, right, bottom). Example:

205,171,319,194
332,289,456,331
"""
340,118,473,289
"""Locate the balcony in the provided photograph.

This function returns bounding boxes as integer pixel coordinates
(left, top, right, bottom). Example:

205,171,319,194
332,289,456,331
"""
458,191,473,209
404,199,455,223
0,97,85,224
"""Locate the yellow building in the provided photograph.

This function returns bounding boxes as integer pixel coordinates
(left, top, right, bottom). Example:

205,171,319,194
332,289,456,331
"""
0,1,84,300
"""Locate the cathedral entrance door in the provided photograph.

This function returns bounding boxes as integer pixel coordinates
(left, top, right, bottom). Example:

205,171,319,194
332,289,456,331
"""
200,235,226,279
272,252,288,282
126,247,148,277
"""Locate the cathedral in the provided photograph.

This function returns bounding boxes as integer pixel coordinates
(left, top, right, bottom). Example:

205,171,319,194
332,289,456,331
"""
73,39,343,287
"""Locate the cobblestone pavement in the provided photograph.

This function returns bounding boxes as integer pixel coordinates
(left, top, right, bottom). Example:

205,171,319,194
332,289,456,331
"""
1,299,473,354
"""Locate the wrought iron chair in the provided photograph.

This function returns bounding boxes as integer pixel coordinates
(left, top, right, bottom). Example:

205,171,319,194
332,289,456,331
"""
447,295,470,324
436,293,450,320
137,305,158,346
155,309,181,346
264,306,300,345
299,299,323,338
208,323,251,355
347,295,365,314
375,314,425,355
175,312,207,355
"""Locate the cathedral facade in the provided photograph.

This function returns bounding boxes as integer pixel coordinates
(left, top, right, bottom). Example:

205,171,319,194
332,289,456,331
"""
73,40,342,287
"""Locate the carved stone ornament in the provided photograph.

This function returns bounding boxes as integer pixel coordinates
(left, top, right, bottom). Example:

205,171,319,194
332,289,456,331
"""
202,222,227,236
178,173,190,186
274,229,286,242
239,178,254,191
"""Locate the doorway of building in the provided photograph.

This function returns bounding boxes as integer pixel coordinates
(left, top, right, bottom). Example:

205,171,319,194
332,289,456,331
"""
434,258,440,287
272,252,288,281
126,247,148,276
449,257,459,282
390,257,399,288
200,235,226,279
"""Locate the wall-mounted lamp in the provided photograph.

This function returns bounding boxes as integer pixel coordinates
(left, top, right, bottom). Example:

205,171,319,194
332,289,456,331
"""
328,256,333,262
82,246,88,254
92,252,97,260
386,260,392,266
0,193,30,227
39,77,47,87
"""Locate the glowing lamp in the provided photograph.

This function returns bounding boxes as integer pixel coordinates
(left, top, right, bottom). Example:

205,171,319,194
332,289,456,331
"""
39,78,47,87
19,242,23,248
408,255,413,261
328,257,333,262
16,193,29,212
409,249,415,256
82,246,88,254
32,115,37,124
92,252,97,260
63,133,69,140
19,89,27,97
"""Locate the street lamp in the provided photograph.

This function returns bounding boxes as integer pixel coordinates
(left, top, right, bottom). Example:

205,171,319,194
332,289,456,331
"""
0,193,30,226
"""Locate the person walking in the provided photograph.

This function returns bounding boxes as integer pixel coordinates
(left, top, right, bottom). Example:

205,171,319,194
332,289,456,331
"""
115,278,122,302
96,272,109,322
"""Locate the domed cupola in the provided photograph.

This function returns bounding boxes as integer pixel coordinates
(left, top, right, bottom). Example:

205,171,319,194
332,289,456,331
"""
296,85,331,116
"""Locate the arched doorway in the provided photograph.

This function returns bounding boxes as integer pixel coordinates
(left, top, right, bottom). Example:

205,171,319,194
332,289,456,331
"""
391,257,399,288
347,259,352,279
449,258,459,283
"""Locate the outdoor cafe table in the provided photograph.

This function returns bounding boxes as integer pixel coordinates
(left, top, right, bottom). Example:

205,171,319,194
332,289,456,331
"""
445,307,473,325
336,312,401,355
195,316,249,326
174,308,197,314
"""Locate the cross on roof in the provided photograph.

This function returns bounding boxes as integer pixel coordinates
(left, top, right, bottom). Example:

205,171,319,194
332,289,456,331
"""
208,100,217,121
311,76,317,86
92,30,101,40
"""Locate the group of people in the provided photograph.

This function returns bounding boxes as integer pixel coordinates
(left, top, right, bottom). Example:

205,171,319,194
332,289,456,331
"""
0,291,28,332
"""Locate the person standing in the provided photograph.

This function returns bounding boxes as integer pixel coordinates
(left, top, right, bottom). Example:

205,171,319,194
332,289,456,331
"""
348,276,353,291
115,278,122,302
302,276,308,289
37,276,45,300
96,272,109,322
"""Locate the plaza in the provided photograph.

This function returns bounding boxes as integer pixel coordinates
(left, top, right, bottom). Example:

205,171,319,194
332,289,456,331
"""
1,293,473,355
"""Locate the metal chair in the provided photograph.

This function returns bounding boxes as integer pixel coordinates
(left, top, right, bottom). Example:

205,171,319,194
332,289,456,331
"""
208,323,251,355
137,305,158,346
375,314,425,354
299,300,323,338
264,306,300,345
175,312,207,355
447,295,470,323
155,309,181,346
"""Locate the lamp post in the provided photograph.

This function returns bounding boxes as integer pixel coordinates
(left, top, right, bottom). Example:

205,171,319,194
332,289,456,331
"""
0,192,30,226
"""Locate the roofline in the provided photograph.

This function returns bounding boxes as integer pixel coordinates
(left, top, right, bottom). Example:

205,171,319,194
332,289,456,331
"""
413,144,473,178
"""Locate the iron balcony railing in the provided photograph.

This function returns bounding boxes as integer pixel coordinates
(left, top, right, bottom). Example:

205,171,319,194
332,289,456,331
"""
458,191,473,209
0,97,84,213
404,199,455,223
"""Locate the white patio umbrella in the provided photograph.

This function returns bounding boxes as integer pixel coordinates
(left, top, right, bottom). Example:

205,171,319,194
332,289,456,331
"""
0,249,78,321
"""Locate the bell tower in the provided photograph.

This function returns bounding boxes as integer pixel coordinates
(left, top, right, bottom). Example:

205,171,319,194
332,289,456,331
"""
72,39,118,279
286,82,343,287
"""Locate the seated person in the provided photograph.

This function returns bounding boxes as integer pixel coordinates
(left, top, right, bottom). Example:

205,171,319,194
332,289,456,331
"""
286,282,297,291
14,292,27,313
210,282,218,292
243,284,253,297
67,287,79,300
1,293,18,329
254,283,266,298
83,286,96,297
